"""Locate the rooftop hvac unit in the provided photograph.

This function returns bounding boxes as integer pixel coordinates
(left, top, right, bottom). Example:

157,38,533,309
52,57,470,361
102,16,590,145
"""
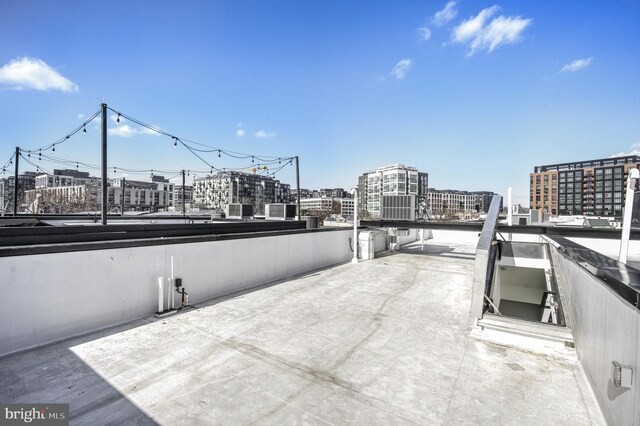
227,204,254,219
380,195,416,221
265,204,297,220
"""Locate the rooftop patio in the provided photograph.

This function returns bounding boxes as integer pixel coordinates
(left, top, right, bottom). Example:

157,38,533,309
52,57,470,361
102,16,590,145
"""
0,239,604,424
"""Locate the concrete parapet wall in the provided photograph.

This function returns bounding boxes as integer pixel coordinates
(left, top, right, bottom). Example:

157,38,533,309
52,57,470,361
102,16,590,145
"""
0,229,354,357
549,243,640,426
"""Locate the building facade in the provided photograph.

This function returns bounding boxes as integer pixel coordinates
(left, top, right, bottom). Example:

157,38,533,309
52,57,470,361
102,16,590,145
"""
1,171,39,213
193,171,290,215
24,171,175,213
174,185,194,207
530,156,640,217
357,164,428,219
427,189,499,216
111,178,174,212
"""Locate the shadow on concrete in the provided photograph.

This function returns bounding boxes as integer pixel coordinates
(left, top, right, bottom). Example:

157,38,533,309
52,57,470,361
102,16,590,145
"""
0,321,158,424
400,243,476,261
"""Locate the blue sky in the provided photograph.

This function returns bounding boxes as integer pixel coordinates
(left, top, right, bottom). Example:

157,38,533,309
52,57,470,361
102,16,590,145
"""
1,0,639,205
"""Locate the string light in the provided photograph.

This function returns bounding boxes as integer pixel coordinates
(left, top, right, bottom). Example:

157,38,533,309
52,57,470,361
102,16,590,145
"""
8,107,297,187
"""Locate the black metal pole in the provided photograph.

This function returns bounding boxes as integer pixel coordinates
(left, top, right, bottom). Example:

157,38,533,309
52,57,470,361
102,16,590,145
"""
101,103,108,225
182,169,186,218
121,177,125,216
13,146,19,216
295,156,300,219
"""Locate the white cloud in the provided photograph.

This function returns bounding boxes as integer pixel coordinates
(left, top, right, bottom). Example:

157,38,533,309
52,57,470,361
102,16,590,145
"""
453,6,499,45
0,57,78,92
452,6,531,56
432,1,457,27
391,58,413,80
236,129,246,137
560,58,593,73
106,120,161,137
611,142,640,158
254,130,276,139
108,124,137,138
417,26,432,42
77,114,85,120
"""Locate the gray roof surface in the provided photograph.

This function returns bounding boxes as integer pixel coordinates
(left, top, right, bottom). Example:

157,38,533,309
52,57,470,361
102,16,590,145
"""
0,240,603,424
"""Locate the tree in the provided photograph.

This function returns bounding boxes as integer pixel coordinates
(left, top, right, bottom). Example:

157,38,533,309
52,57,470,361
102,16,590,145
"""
306,208,332,225
358,209,371,220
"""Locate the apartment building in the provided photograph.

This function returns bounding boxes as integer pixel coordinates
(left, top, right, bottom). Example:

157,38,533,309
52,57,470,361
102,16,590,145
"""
530,155,639,217
193,171,290,215
357,164,428,218
427,189,499,216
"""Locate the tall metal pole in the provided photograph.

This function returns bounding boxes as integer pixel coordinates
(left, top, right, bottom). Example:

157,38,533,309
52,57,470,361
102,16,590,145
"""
295,156,300,220
182,169,186,218
13,147,19,216
121,177,126,216
619,168,639,264
352,187,358,264
101,103,108,225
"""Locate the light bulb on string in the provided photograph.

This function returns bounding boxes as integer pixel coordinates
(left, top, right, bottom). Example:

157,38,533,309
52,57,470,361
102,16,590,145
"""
218,150,221,158
52,144,56,152
252,156,254,163
117,114,121,123
83,126,87,134
150,170,154,178
173,138,177,148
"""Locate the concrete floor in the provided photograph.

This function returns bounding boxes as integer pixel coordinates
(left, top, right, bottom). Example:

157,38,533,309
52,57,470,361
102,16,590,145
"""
1,240,604,425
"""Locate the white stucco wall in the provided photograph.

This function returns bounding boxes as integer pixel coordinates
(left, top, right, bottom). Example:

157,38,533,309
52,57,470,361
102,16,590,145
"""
0,229,353,357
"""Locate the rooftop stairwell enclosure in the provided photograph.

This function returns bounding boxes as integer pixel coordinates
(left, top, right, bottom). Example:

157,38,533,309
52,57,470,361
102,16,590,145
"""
470,195,640,426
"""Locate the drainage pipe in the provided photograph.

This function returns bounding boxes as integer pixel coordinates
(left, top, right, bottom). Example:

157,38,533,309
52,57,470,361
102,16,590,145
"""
157,277,164,313
170,256,175,309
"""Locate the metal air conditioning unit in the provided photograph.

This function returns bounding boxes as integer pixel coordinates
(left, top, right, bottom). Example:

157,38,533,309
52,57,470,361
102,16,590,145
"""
265,204,297,220
227,204,253,219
